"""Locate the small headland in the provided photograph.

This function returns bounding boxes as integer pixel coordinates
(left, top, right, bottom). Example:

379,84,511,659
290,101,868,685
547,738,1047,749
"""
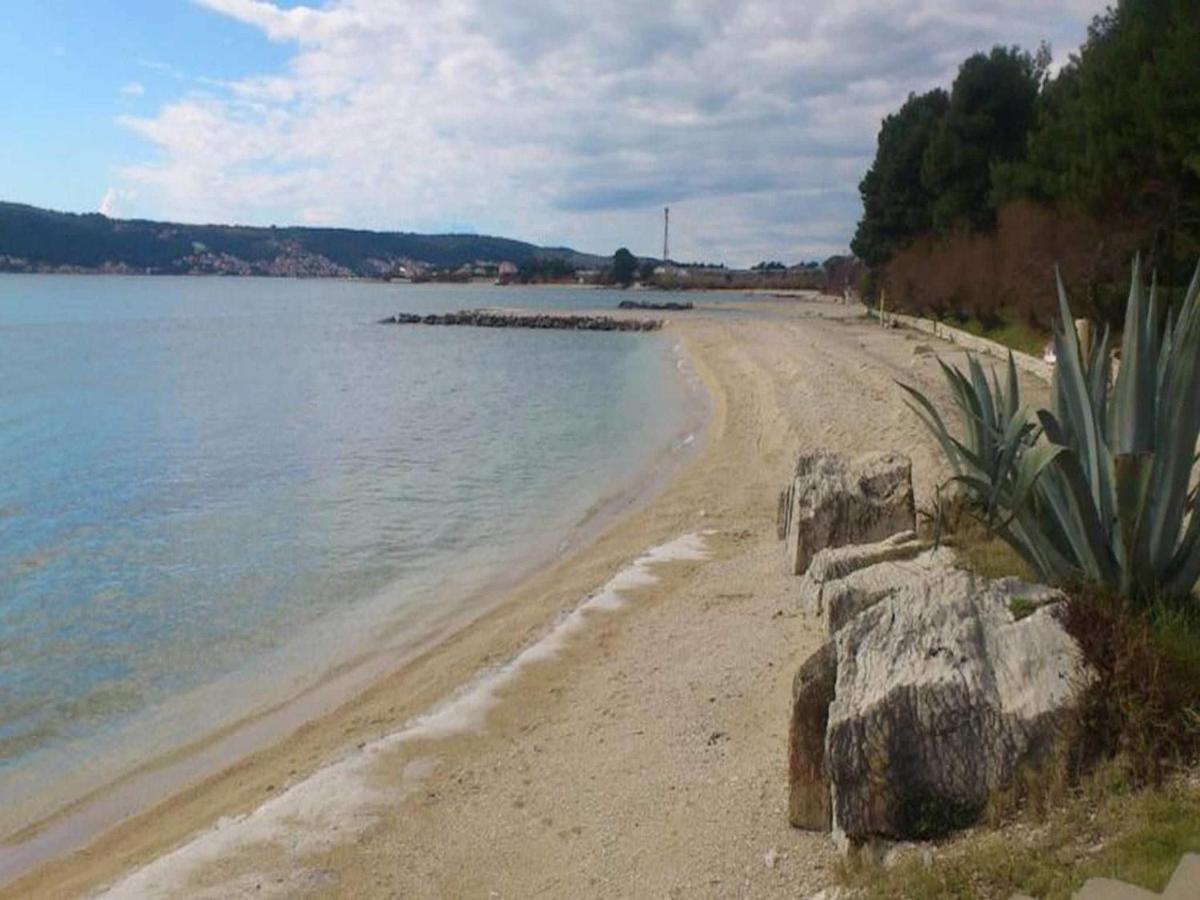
377,309,662,331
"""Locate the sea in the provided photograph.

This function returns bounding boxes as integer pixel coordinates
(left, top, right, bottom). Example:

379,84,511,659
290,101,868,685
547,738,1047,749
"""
0,275,699,847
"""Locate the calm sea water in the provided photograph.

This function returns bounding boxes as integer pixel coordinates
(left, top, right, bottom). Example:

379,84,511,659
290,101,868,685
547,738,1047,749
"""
0,275,694,832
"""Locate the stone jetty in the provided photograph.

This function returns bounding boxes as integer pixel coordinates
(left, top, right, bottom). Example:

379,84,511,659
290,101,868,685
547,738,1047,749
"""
377,309,662,331
617,299,694,311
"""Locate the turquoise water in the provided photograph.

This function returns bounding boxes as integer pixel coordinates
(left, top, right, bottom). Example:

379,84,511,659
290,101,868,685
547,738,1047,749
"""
0,276,693,831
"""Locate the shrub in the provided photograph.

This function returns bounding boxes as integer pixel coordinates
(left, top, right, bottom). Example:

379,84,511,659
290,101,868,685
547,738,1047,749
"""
1062,587,1200,785
900,257,1200,604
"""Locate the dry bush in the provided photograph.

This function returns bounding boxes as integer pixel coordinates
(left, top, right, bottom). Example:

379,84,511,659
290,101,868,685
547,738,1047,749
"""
882,200,1147,330
1061,587,1200,786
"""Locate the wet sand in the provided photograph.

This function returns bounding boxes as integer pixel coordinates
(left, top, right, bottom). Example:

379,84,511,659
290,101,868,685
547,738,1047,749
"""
4,295,1002,898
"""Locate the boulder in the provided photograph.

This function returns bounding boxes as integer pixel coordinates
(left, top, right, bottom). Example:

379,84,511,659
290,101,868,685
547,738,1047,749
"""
797,531,958,629
821,547,967,636
788,643,835,830
826,575,1082,845
787,534,1088,849
780,452,915,575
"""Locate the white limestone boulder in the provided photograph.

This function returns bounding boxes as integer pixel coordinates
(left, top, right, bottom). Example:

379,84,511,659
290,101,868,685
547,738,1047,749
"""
778,451,915,576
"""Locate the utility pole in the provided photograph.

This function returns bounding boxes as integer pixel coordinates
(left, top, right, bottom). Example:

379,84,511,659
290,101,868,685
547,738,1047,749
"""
662,207,670,263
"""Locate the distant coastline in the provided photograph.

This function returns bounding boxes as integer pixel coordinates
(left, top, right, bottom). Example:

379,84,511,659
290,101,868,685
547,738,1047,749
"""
0,200,861,293
0,200,605,280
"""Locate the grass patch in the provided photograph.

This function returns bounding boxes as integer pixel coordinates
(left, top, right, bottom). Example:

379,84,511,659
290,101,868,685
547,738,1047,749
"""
1063,588,1200,785
1008,596,1038,621
935,512,1037,583
943,315,1050,357
840,770,1200,899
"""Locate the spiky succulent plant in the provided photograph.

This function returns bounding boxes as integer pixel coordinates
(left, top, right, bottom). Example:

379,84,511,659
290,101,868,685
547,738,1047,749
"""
900,258,1200,603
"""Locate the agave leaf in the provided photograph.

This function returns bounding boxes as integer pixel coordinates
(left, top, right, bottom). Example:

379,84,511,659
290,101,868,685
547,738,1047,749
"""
968,354,997,441
1005,502,1077,582
1091,324,1112,440
898,382,967,475
948,472,1000,500
902,400,965,478
940,359,990,463
1005,351,1021,424
1158,305,1177,402
1112,255,1156,454
1113,453,1156,596
1037,409,1118,583
944,431,990,475
1053,270,1108,514
1163,496,1200,598
1146,261,1200,573
1011,440,1068,514
899,257,1200,602
990,367,1005,430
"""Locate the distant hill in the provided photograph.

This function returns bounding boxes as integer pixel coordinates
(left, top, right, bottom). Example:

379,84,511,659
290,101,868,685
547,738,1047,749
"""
0,202,607,277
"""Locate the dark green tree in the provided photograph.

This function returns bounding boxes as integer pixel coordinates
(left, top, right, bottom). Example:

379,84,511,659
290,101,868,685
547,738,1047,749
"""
1065,0,1199,277
850,89,949,266
920,46,1042,231
611,247,638,286
991,0,1200,280
990,61,1085,206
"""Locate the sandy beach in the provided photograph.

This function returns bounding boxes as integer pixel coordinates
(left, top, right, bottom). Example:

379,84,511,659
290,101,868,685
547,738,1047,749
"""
4,294,1000,898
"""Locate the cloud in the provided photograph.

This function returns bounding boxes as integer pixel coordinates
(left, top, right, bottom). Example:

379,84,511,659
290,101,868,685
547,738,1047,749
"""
121,81,146,96
99,187,136,217
113,0,1102,264
99,187,119,216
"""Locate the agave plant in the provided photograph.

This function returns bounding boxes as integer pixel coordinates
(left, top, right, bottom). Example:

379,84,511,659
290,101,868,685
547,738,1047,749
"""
898,351,1065,579
900,257,1200,603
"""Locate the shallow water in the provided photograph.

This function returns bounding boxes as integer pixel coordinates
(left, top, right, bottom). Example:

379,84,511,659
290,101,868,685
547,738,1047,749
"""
0,276,693,833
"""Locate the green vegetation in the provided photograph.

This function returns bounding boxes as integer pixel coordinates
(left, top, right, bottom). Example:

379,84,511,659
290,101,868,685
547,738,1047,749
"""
1007,596,1038,620
1064,587,1200,784
515,257,576,283
853,0,1199,314
943,315,1050,357
921,45,1046,233
995,0,1200,280
840,770,1200,899
901,258,1200,603
851,88,948,267
0,201,603,276
610,247,638,286
895,258,1200,897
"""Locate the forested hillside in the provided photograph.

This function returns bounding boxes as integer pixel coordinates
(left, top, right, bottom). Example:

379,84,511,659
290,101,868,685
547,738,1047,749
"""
852,0,1199,328
0,202,603,277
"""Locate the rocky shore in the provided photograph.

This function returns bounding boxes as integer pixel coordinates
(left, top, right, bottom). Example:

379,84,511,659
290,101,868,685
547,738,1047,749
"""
378,310,663,331
779,451,1086,851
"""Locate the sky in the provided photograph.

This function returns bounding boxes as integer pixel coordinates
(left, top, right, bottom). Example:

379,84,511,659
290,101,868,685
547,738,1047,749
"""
0,1,1104,265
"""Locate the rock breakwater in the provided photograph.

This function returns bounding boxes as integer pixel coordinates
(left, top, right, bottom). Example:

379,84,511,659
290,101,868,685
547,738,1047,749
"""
378,310,662,331
616,300,694,311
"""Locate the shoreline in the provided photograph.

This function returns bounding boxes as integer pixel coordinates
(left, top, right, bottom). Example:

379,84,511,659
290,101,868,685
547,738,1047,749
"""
4,296,972,897
0,327,708,887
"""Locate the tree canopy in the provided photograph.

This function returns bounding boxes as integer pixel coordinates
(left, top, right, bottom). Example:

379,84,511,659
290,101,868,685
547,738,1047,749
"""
851,89,948,267
921,45,1043,232
611,247,639,285
852,0,1199,283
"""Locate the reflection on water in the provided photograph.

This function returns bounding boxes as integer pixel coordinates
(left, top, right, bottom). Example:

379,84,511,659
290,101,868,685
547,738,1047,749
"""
0,276,689,834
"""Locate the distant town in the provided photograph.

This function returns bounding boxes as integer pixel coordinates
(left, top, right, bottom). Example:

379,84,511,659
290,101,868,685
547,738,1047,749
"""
0,200,857,292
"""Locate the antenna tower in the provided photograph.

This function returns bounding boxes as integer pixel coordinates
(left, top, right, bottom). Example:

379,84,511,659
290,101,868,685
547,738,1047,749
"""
662,207,670,262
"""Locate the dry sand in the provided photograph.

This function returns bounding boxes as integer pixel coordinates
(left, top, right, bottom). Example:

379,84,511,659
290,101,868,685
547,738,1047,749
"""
3,295,1025,898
